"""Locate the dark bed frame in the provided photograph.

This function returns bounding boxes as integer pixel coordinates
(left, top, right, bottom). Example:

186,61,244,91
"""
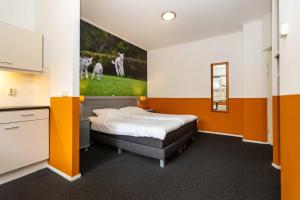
81,96,198,168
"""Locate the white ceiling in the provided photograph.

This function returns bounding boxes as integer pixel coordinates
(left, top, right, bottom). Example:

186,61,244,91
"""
81,0,271,50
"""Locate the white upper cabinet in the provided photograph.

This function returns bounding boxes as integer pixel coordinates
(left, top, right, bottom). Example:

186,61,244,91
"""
0,21,43,72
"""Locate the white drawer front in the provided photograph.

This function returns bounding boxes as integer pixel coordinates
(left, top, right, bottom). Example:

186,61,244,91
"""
0,119,49,174
0,109,49,124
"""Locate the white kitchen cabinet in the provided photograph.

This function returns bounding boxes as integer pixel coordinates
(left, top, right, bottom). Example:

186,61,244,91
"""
0,108,49,175
0,109,49,124
0,21,43,72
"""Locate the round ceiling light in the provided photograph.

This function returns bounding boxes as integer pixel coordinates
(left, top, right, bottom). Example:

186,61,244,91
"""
161,11,176,21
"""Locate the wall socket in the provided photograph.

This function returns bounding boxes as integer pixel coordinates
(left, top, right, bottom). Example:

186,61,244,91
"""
8,88,17,96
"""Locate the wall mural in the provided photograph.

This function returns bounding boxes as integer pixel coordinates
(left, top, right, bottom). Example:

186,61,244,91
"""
80,19,147,96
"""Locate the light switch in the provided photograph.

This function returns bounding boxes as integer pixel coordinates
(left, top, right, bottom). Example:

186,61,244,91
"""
280,24,289,38
8,88,17,96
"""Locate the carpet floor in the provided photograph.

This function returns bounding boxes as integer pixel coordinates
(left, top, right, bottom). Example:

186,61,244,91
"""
0,133,280,200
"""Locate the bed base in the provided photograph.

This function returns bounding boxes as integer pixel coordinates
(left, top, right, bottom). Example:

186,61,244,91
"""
117,147,166,168
91,128,197,168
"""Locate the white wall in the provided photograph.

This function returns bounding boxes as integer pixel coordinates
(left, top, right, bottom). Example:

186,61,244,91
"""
148,18,270,99
242,20,268,98
262,14,272,50
0,0,80,107
148,32,243,98
0,0,40,105
0,71,35,106
272,0,279,96
36,0,80,97
279,0,300,95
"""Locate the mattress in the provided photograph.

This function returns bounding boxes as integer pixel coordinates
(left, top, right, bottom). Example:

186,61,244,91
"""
90,109,183,140
120,106,198,125
91,120,198,149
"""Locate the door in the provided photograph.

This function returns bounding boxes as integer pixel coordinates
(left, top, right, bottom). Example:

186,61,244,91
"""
267,50,273,145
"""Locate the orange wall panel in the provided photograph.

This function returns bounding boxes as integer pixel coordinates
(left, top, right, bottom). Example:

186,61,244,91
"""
280,94,300,200
242,98,268,142
147,98,243,135
49,97,80,177
272,96,280,166
147,98,268,142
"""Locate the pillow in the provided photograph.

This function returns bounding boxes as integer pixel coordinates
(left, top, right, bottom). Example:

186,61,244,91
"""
93,108,117,116
120,106,147,115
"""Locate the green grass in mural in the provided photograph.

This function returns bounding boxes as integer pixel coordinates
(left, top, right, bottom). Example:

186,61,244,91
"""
80,74,147,96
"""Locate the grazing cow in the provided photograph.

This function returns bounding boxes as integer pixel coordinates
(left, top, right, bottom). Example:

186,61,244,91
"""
112,53,125,76
92,63,104,80
80,57,93,80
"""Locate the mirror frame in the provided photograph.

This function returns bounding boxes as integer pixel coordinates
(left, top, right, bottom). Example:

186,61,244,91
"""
211,62,229,113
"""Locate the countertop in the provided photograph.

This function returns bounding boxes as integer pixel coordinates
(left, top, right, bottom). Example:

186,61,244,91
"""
0,105,50,111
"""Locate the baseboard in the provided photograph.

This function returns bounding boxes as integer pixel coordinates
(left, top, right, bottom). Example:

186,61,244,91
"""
272,163,281,170
199,130,270,145
47,165,81,182
0,160,48,185
198,130,243,138
242,139,270,145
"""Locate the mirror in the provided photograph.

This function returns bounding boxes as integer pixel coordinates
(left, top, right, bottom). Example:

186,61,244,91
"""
211,62,229,112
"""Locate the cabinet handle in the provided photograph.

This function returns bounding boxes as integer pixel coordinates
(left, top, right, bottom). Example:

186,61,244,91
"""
5,126,19,130
21,114,34,117
0,61,13,65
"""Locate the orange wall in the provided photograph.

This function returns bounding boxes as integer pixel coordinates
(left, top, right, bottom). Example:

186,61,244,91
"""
147,98,267,141
49,97,80,177
242,98,268,142
272,96,280,166
147,98,243,135
280,94,300,200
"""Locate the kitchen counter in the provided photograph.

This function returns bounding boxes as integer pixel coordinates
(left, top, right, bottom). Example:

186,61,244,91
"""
0,105,50,111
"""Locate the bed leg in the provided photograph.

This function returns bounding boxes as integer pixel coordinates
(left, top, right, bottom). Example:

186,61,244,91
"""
192,135,196,141
178,147,183,154
160,160,165,168
118,148,122,154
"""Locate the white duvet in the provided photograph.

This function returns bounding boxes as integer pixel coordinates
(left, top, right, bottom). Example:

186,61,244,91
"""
90,109,182,140
120,106,198,125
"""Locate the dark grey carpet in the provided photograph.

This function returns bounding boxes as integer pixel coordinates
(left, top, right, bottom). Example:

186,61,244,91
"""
0,133,280,200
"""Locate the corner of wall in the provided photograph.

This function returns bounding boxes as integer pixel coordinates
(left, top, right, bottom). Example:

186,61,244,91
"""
49,97,80,177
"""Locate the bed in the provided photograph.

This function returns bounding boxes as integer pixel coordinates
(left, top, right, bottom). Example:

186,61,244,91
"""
82,97,198,168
